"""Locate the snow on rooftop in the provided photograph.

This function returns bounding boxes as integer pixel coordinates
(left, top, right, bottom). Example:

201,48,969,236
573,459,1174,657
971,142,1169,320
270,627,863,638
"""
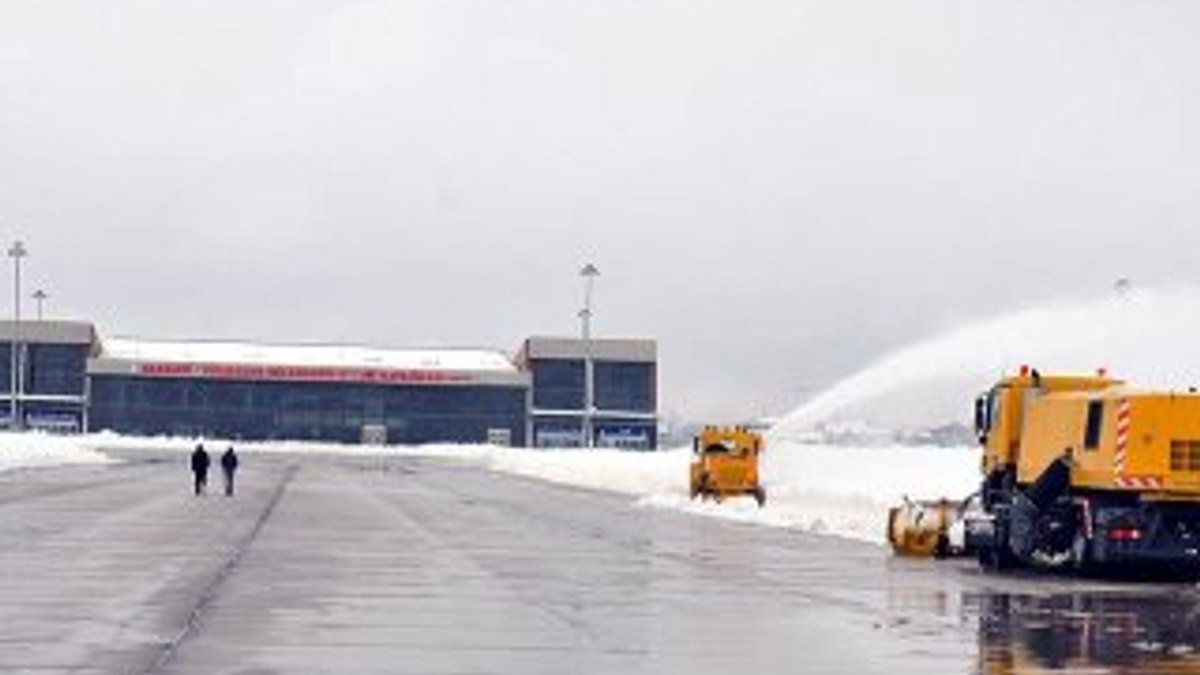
98,337,518,373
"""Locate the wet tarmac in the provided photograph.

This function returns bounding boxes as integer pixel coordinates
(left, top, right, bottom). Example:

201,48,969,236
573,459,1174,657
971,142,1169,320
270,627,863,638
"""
0,450,1198,674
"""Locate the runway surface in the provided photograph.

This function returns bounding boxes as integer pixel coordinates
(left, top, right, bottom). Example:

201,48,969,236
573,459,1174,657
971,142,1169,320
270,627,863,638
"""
1,450,1197,674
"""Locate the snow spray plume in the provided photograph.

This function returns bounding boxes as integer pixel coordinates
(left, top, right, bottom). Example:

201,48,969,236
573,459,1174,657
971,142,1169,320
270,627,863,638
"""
771,285,1200,439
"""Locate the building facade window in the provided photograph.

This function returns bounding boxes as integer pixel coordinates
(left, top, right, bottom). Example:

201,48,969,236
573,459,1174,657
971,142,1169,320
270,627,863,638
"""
531,359,585,410
594,361,655,412
88,376,527,445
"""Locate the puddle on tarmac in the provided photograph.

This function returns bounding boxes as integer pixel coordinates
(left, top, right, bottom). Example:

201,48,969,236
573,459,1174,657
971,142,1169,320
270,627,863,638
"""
963,588,1200,674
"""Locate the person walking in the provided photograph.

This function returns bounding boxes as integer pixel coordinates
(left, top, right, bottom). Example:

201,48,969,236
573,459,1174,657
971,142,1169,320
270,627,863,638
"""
190,443,211,496
220,446,239,497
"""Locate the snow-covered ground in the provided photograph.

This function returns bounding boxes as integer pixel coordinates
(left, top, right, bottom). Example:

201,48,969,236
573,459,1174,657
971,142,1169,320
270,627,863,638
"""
0,432,114,472
0,431,978,545
481,441,979,543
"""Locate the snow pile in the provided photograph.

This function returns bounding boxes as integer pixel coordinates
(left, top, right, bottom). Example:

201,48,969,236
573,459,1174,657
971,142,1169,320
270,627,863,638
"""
0,432,113,472
0,431,979,545
453,441,977,543
484,446,692,496
755,441,976,540
79,431,442,457
773,285,1200,435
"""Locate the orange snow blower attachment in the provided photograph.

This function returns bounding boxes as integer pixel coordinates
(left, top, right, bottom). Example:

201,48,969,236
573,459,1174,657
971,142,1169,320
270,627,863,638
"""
887,497,973,558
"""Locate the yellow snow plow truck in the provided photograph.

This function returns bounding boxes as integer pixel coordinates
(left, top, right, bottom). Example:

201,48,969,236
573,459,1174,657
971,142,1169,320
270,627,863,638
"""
690,426,766,507
967,367,1200,575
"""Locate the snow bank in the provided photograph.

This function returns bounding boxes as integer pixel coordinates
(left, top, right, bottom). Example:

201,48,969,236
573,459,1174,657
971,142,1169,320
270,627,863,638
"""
0,432,113,472
445,441,978,543
78,431,438,457
484,446,692,496
1,431,979,545
754,441,977,541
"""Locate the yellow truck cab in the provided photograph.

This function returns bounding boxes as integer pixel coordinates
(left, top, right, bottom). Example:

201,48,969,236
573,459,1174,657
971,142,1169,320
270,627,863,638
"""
689,426,766,507
970,367,1200,574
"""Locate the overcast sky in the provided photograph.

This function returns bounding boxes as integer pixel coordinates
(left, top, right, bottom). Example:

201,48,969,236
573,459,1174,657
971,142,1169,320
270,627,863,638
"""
3,1,1200,421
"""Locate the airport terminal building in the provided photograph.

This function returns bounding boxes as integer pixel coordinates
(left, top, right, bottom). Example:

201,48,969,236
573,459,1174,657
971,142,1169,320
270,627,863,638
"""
0,321,657,449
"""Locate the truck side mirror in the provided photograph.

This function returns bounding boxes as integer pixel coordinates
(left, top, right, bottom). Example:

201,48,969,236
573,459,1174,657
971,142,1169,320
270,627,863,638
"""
974,395,990,444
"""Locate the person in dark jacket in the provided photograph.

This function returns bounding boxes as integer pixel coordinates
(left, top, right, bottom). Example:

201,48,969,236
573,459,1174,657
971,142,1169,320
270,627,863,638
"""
220,446,239,497
190,444,211,496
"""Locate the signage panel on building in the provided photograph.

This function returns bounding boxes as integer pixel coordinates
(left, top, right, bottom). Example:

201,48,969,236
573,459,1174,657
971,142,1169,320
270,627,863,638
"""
135,362,474,385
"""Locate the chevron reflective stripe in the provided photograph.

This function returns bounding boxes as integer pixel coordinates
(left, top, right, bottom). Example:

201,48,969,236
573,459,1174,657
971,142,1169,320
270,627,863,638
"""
1114,399,1131,478
1114,475,1163,489
1110,400,1163,490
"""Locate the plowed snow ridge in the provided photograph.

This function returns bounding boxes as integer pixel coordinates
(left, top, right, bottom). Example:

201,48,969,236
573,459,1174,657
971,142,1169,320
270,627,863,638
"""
0,432,977,545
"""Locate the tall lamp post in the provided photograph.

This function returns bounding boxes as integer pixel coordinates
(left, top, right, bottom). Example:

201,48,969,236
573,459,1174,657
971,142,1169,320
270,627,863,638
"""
32,289,46,321
579,263,599,448
8,241,26,430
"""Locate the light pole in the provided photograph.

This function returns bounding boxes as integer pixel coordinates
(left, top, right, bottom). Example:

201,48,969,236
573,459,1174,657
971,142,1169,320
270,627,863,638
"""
579,263,599,448
32,289,46,321
31,289,46,319
8,241,26,430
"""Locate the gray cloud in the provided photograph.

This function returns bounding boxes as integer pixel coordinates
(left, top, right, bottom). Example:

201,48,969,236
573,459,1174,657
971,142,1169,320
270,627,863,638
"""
3,1,1200,421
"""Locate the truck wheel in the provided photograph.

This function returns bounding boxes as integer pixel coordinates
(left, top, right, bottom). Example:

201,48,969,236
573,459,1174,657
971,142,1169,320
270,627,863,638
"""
753,487,766,508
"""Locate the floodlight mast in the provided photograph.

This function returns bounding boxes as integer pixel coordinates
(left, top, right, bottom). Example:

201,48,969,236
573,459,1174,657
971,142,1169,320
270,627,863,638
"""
8,241,27,430
579,263,600,448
